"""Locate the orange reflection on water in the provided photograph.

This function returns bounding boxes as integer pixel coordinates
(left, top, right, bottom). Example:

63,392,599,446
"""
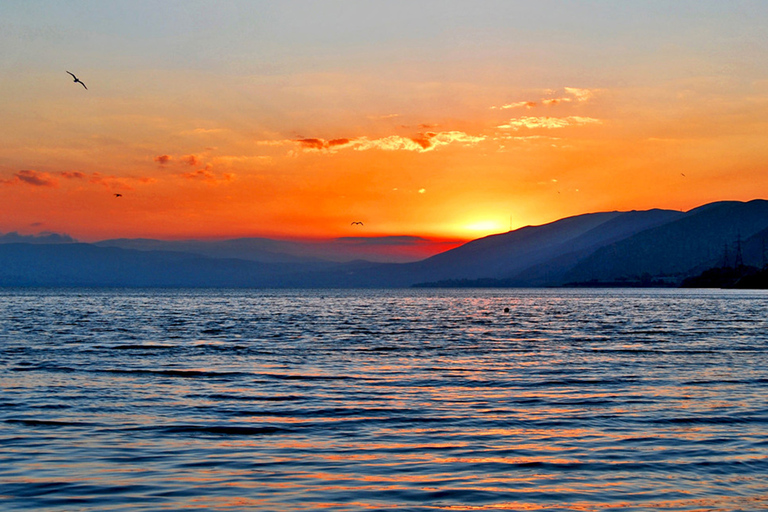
429,494,768,511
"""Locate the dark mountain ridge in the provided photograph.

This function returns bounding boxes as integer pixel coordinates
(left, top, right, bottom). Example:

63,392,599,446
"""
561,200,768,285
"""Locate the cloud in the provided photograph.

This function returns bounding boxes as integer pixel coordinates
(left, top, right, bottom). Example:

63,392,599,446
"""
155,155,172,165
290,131,486,154
17,170,58,187
497,116,602,130
492,101,538,110
328,138,353,148
60,171,87,179
367,113,401,120
58,171,155,189
362,131,486,152
295,138,359,151
0,169,151,190
181,155,199,166
542,98,572,106
214,155,274,166
182,164,236,185
497,135,561,141
355,136,428,152
410,134,432,150
564,87,595,102
1,170,59,187
541,88,596,105
181,128,226,135
295,138,326,150
493,87,596,111
256,140,289,147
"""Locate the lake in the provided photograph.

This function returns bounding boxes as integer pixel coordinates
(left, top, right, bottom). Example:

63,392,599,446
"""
1,288,767,511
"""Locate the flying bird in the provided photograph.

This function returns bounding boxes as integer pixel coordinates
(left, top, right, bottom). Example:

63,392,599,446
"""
351,221,364,226
114,193,122,198
66,71,87,90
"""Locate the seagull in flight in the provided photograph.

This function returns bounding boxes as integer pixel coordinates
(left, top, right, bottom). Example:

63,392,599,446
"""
351,221,364,226
66,71,87,90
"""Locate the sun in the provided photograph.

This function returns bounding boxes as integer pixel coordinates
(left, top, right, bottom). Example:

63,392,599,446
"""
459,219,509,238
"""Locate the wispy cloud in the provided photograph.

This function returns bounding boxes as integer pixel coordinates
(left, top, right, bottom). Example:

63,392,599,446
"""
255,140,289,147
182,164,235,185
367,113,401,120
564,87,595,102
181,155,199,166
497,116,602,130
156,153,207,167
492,87,597,111
60,171,87,180
289,131,486,154
541,87,596,105
497,135,561,141
491,101,538,110
213,155,274,166
181,128,226,136
60,171,155,189
1,170,59,187
542,97,572,106
295,138,358,151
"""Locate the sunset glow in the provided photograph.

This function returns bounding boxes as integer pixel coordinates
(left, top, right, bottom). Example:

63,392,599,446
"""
2,1,767,255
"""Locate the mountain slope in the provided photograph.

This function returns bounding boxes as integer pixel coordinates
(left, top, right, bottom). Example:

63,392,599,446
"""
505,208,687,285
375,208,682,286
561,199,768,284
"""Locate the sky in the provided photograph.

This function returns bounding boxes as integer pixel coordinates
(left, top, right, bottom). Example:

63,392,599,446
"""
2,1,768,254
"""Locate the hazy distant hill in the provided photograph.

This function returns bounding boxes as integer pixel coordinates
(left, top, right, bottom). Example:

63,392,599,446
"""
94,235,451,264
0,232,76,244
0,243,333,287
2,199,767,288
94,238,325,265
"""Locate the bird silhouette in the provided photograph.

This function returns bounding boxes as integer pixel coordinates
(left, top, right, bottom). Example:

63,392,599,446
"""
66,71,87,90
114,193,122,198
351,221,364,226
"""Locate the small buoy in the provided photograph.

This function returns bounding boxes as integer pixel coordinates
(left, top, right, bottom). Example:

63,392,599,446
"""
504,307,510,313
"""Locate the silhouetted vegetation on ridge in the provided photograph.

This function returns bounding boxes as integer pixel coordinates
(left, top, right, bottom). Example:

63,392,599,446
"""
681,265,759,288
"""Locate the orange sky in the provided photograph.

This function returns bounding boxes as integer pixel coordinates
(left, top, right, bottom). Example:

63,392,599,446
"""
2,2,768,252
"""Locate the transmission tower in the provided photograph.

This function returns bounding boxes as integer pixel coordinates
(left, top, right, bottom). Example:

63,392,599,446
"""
721,241,731,268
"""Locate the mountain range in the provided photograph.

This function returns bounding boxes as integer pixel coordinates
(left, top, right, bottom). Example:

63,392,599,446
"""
2,199,767,287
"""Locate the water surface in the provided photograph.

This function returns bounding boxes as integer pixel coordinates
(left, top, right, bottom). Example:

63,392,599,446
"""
1,288,767,511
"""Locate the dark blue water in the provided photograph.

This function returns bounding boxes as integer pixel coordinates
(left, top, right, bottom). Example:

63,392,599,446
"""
1,288,767,511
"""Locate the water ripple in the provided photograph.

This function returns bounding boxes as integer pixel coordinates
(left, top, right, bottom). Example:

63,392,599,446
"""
1,288,767,511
